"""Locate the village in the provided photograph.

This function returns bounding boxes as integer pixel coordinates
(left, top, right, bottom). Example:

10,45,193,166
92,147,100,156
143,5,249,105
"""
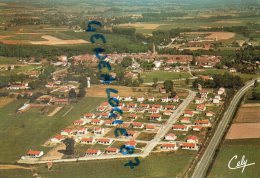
19,83,226,163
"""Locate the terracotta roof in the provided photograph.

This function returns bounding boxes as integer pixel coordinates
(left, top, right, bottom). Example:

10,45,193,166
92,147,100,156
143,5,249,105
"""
187,135,198,141
98,138,110,142
150,113,161,118
54,134,63,140
85,113,95,117
181,143,196,148
172,125,187,129
27,149,41,155
91,119,101,123
146,124,155,129
195,120,209,124
105,147,118,152
161,143,176,147
132,122,143,127
125,140,136,146
166,133,176,137
81,138,94,142
86,149,100,154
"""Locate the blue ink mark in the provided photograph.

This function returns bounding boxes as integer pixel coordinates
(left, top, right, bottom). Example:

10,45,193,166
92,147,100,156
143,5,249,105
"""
105,88,118,99
114,128,128,137
86,20,102,32
124,157,140,169
120,145,134,155
90,34,106,44
94,48,107,61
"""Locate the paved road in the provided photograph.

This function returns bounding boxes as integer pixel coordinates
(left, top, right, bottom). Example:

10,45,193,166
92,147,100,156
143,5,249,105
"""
191,78,260,178
142,89,196,157
18,89,196,164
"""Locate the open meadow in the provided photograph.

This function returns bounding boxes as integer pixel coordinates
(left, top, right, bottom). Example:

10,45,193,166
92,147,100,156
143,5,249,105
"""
0,97,105,163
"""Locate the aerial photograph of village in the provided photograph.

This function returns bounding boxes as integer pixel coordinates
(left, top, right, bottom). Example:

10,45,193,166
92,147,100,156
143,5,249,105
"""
0,0,259,177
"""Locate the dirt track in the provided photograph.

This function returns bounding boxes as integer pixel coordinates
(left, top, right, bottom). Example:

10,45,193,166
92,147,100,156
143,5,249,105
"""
0,164,33,170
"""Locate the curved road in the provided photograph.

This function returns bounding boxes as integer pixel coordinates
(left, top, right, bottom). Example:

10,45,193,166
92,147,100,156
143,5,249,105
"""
191,78,260,178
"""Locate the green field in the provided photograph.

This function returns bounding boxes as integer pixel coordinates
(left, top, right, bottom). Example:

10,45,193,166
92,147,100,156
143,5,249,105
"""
208,139,260,178
141,71,192,83
0,152,195,178
0,97,105,163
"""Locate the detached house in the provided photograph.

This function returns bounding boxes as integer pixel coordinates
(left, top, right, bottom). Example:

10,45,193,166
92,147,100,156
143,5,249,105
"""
146,124,155,131
84,113,96,119
161,97,170,103
85,149,101,156
192,126,203,132
164,105,175,110
97,138,112,145
172,96,179,102
140,103,150,109
90,119,104,125
180,143,199,151
187,135,199,143
180,117,191,124
147,97,155,102
51,134,64,143
26,150,44,158
164,133,177,141
128,114,138,120
93,127,105,135
206,111,215,117
149,114,162,121
81,138,96,144
196,104,206,112
183,111,194,117
195,120,211,127
172,125,189,131
136,96,145,102
132,122,144,129
61,129,74,136
105,147,119,154
73,120,86,126
149,108,159,114
161,143,178,150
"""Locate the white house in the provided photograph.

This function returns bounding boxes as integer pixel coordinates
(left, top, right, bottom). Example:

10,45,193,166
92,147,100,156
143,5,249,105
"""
164,133,177,141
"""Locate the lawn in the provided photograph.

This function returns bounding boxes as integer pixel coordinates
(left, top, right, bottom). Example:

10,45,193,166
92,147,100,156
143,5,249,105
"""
0,56,19,64
0,152,194,178
0,97,105,163
141,71,192,83
208,142,260,178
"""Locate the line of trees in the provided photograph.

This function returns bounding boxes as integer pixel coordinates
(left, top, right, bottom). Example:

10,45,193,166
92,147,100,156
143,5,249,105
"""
193,73,244,89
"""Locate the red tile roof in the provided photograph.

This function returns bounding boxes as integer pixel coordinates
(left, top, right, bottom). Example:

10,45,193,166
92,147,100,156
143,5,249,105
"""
125,140,136,147
181,143,196,148
150,113,161,118
86,149,100,154
27,149,41,155
161,143,176,148
105,147,118,152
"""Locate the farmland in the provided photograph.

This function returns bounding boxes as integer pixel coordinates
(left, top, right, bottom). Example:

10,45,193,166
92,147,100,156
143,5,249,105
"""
141,71,192,83
0,152,195,178
0,97,105,163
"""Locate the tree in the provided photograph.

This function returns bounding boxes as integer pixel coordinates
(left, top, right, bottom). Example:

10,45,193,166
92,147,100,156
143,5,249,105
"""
254,80,259,88
163,80,173,93
170,91,177,97
63,138,75,155
68,88,77,99
78,88,86,97
153,77,158,88
121,57,132,68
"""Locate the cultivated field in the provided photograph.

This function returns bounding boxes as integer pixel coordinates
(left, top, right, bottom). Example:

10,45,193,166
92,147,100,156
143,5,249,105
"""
226,123,260,139
86,85,148,97
30,35,89,45
0,97,15,108
0,152,195,178
141,71,192,83
234,104,260,123
185,32,236,40
118,23,163,30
